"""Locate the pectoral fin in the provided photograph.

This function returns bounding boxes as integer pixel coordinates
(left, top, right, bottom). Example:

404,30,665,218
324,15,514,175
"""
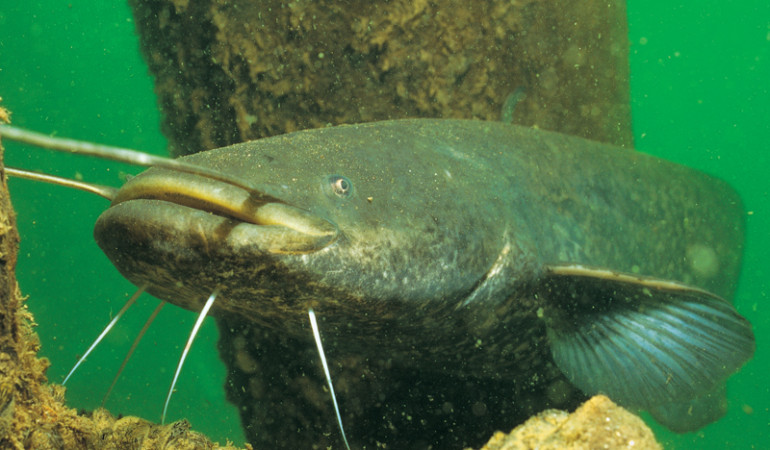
540,264,754,431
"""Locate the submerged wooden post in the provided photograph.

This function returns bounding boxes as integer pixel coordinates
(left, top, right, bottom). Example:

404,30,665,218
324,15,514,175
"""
130,0,632,156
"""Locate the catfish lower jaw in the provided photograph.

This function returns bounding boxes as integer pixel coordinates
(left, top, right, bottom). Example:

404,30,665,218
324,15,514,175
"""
93,199,337,314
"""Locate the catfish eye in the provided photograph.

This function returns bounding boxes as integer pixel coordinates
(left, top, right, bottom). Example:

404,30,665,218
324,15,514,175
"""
328,175,353,198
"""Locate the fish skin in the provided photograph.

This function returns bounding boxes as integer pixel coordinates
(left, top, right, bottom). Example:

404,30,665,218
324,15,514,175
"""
93,119,751,448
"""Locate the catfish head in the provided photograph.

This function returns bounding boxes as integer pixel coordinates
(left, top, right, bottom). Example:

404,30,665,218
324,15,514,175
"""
94,121,520,336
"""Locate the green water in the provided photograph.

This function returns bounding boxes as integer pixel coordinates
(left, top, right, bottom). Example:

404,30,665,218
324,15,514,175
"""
0,2,767,448
627,3,769,448
0,2,244,445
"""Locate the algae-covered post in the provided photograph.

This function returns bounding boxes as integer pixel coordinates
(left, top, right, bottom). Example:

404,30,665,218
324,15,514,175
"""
128,0,633,155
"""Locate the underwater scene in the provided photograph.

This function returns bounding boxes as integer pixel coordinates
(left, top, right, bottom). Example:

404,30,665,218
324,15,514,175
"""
0,1,768,448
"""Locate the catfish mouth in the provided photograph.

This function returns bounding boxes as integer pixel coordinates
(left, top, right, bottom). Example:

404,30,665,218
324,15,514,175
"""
108,168,338,254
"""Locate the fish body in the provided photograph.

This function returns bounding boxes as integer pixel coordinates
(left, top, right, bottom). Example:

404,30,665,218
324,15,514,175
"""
92,119,753,447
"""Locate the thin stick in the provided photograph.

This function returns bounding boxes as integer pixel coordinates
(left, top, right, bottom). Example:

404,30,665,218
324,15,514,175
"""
162,290,218,424
308,308,351,450
63,286,145,385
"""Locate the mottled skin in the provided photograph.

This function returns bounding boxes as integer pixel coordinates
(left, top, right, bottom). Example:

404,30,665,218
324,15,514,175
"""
94,120,743,448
